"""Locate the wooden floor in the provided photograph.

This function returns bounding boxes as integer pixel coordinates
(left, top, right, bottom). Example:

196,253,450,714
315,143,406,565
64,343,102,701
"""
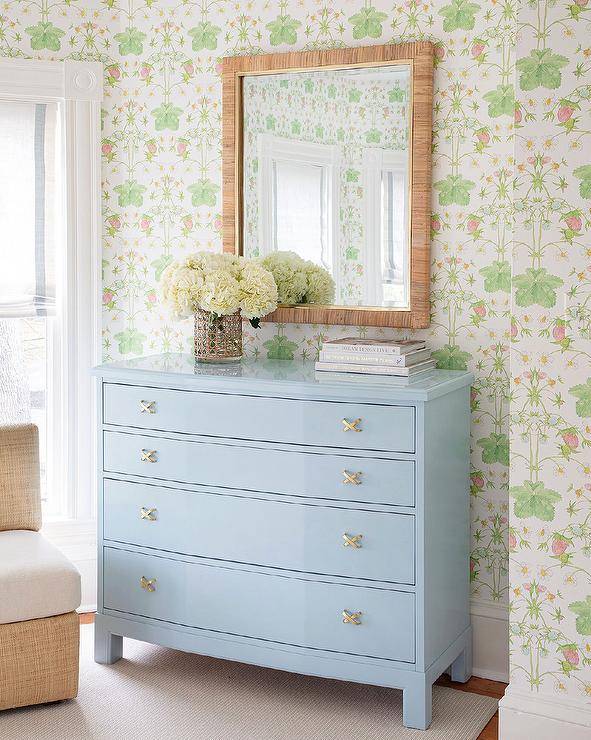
79,613,505,739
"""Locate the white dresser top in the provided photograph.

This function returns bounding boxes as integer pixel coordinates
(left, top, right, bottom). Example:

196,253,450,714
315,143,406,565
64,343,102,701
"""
93,353,473,403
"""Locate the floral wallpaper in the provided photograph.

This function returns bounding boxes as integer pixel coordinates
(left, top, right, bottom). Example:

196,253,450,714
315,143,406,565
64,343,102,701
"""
1,0,590,707
509,0,591,706
241,69,409,304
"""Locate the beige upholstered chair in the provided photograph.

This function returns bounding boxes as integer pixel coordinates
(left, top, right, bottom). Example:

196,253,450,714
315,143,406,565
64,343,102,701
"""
0,424,81,711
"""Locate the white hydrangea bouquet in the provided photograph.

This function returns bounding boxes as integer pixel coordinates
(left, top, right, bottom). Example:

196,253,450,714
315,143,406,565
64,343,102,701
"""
160,252,278,362
260,251,335,306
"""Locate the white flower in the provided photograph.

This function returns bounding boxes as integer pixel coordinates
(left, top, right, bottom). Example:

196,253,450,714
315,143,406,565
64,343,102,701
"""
302,260,335,305
260,251,334,305
239,263,278,320
259,251,308,305
200,269,241,316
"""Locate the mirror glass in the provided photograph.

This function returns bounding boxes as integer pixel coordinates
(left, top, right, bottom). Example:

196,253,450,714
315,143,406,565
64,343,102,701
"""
241,63,412,308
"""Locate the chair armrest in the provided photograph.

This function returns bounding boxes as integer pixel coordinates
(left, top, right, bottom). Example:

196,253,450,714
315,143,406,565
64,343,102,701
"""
0,424,41,531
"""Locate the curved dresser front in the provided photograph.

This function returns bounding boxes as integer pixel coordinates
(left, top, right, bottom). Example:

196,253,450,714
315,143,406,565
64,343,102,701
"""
93,354,474,730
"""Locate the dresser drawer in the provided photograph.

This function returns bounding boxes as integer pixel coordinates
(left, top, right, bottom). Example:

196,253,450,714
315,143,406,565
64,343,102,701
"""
103,384,415,453
103,547,415,662
103,479,415,584
103,431,415,508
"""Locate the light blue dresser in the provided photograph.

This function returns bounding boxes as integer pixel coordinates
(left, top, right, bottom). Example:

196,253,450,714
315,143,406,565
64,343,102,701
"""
93,354,473,730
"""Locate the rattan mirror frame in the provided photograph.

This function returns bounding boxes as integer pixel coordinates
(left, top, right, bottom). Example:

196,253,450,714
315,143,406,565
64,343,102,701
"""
222,41,433,328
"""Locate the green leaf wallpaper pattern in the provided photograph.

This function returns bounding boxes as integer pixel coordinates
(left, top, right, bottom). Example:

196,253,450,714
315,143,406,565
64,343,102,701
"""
113,27,146,56
188,22,221,51
25,21,64,52
510,481,562,522
3,0,590,704
516,49,569,91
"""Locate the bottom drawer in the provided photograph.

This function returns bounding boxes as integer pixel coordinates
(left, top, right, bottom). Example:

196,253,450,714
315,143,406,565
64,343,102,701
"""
103,547,415,663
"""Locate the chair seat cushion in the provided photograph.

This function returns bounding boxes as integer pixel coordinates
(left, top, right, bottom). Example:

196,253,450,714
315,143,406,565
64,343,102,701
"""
0,531,81,624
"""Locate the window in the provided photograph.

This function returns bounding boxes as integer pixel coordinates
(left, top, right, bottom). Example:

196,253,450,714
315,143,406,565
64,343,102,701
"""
257,133,341,296
0,58,102,523
362,147,410,308
381,167,408,307
0,100,63,514
273,159,330,270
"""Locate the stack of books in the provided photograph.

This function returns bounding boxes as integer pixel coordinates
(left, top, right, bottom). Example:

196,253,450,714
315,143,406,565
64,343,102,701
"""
315,337,436,378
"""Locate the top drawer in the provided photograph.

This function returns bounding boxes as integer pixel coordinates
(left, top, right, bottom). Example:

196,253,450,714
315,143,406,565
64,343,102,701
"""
103,384,415,454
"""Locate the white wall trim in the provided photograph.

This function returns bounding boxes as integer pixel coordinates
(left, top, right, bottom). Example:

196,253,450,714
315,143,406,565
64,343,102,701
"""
470,598,509,682
499,685,591,740
0,59,102,102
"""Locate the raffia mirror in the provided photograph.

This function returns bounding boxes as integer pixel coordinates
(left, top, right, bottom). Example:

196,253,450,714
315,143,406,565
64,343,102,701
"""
222,42,433,329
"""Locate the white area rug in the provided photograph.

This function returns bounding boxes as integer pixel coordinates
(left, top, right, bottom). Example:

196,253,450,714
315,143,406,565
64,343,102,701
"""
0,625,497,739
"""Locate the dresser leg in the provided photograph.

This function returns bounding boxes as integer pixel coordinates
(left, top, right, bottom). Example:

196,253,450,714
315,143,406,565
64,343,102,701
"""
94,620,123,664
450,636,473,683
402,677,432,730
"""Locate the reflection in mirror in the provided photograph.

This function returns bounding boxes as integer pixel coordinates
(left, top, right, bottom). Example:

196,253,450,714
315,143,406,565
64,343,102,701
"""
242,64,411,309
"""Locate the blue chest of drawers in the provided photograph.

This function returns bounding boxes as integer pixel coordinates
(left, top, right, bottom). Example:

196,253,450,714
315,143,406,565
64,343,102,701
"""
93,354,473,730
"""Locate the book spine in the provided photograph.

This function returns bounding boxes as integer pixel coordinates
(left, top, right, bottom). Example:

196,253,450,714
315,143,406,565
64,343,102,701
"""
319,351,406,367
315,362,412,376
322,344,404,355
322,343,425,356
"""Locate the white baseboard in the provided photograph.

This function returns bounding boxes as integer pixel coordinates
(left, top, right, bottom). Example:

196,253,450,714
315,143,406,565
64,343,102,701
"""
499,686,591,739
470,599,509,683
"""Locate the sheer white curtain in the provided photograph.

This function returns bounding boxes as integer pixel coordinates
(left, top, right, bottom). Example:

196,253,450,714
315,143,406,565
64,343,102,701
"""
0,100,57,318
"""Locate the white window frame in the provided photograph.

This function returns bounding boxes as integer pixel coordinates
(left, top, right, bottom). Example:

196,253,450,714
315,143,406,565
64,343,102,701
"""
257,133,342,301
362,147,410,307
0,58,103,525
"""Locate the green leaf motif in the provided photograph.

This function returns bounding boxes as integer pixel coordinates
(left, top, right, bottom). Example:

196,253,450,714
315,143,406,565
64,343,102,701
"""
365,128,382,144
483,84,515,117
516,49,569,91
513,268,564,308
188,179,219,207
25,21,65,52
510,480,561,521
477,433,509,466
151,103,183,131
569,596,591,635
569,378,591,417
438,0,481,32
114,180,146,207
114,328,147,355
573,165,591,199
263,334,298,360
433,175,475,206
151,254,174,281
113,27,146,55
266,15,302,46
389,85,406,103
188,21,221,51
479,260,511,293
432,344,472,370
349,6,388,39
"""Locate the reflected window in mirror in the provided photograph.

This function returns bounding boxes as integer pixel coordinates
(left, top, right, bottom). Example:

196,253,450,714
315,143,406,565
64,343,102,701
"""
242,64,411,309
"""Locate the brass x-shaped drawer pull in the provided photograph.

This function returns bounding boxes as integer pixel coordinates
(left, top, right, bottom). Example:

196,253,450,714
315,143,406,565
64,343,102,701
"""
342,418,362,432
343,470,362,485
140,576,157,592
140,400,156,414
342,610,362,625
140,507,157,521
140,449,157,463
343,533,363,549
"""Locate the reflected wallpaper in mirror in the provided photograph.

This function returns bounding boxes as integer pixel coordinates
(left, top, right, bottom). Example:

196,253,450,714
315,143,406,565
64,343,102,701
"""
242,64,411,309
